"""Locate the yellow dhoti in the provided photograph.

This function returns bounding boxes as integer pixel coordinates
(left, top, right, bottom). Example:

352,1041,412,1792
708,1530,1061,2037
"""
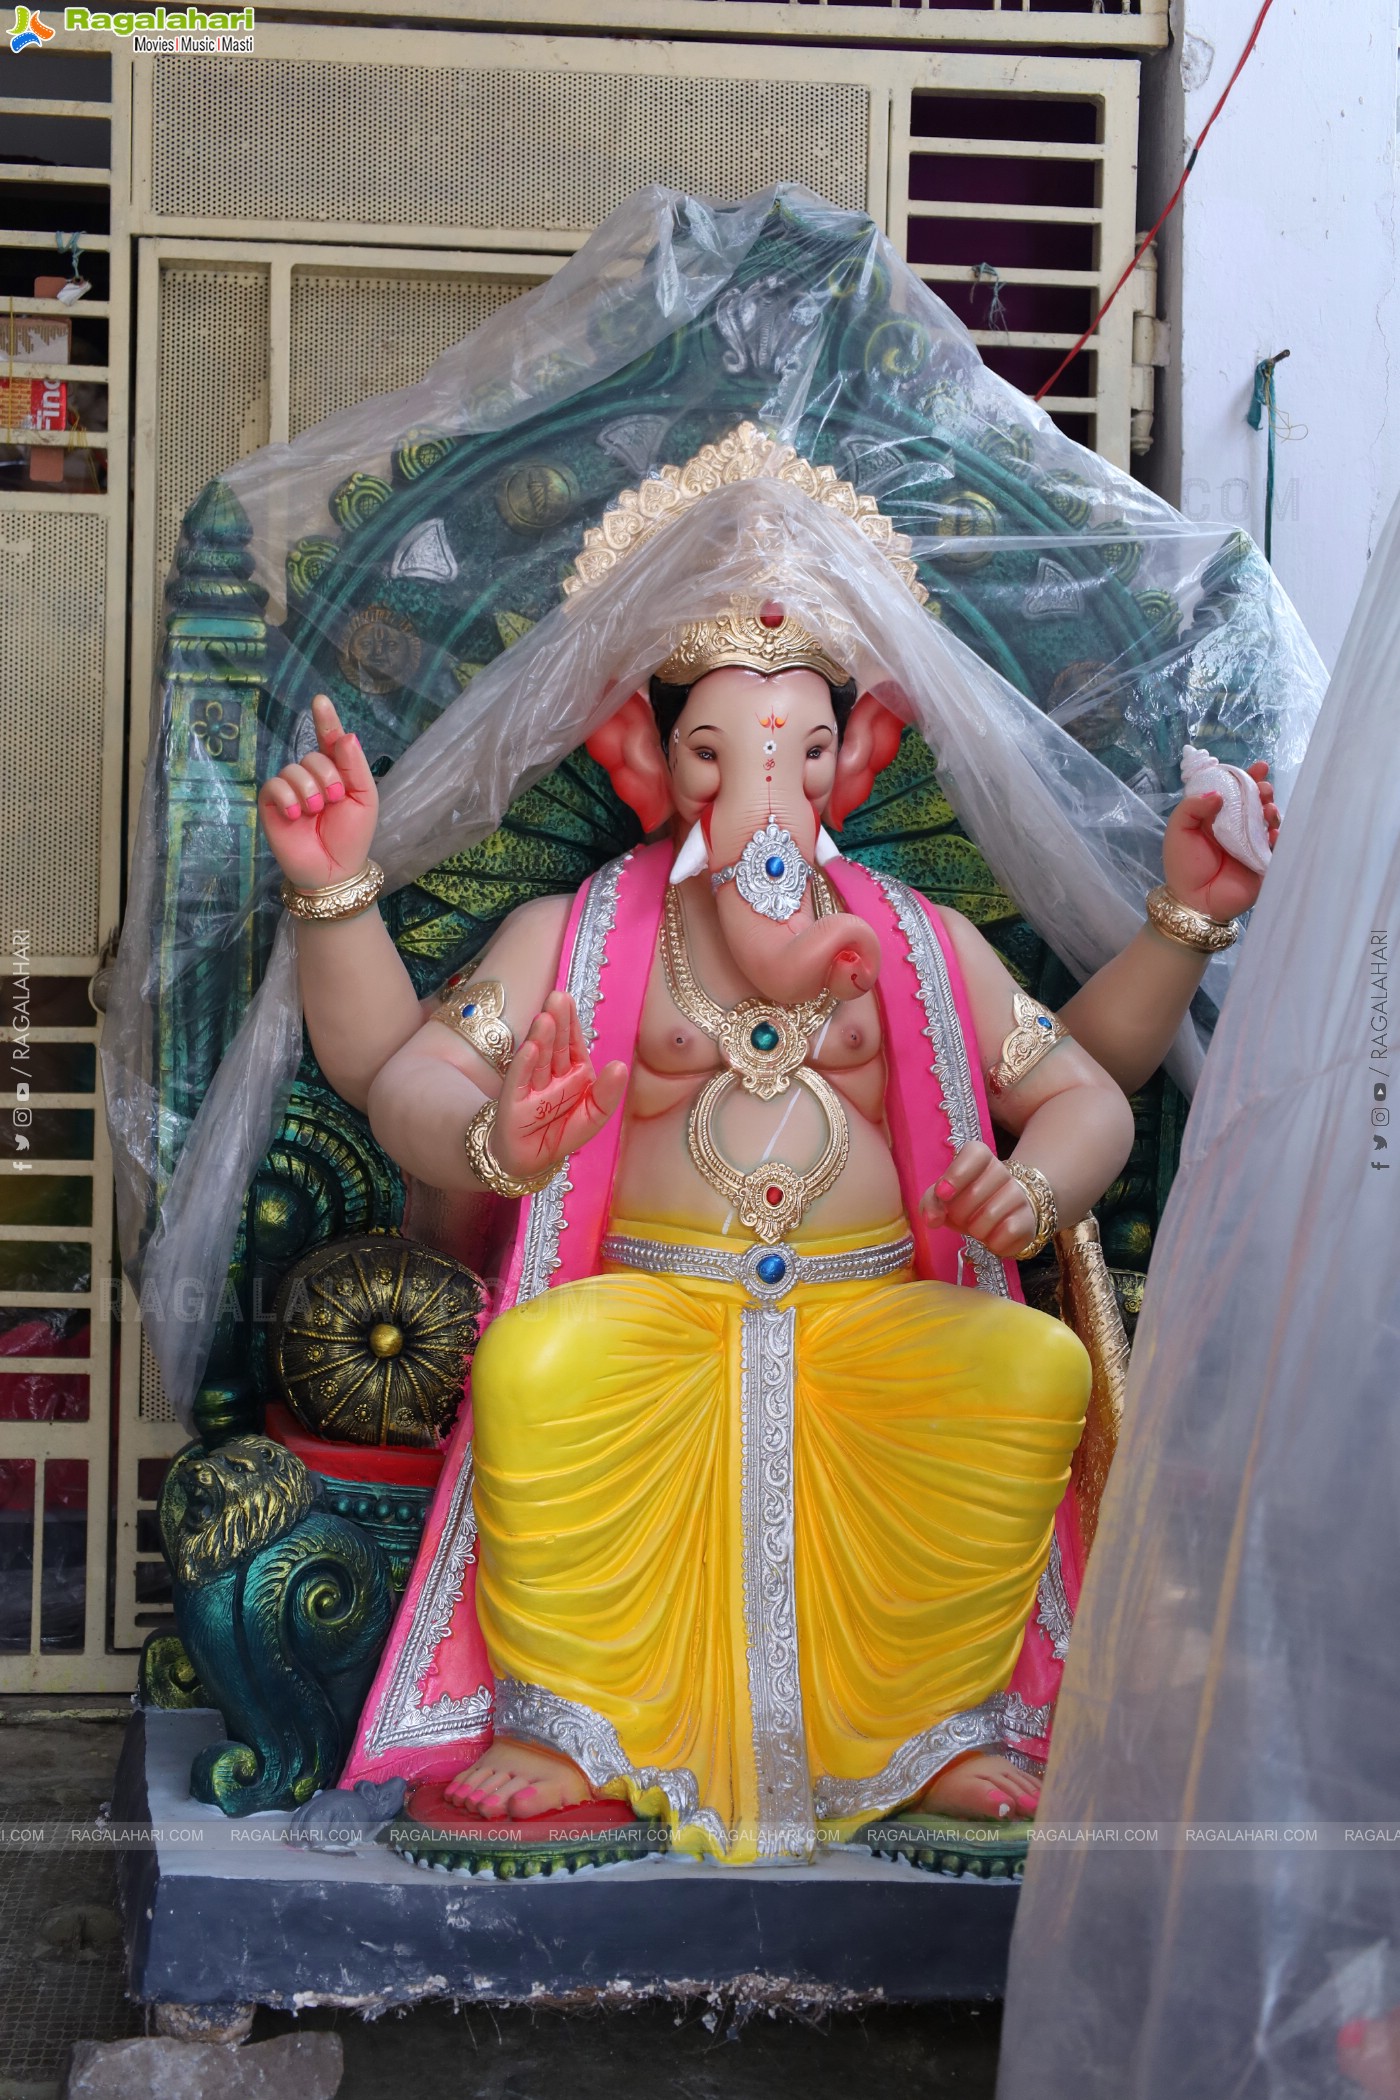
471,1218,1090,1863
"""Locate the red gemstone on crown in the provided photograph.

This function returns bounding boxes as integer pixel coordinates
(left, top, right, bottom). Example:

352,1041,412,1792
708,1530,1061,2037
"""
759,601,784,629
765,1185,784,1206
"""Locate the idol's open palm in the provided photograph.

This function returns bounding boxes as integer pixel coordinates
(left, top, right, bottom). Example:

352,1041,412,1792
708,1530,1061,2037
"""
257,694,378,891
492,991,628,1181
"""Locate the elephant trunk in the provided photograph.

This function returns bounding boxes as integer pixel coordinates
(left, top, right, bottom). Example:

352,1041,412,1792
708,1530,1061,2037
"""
705,790,880,1006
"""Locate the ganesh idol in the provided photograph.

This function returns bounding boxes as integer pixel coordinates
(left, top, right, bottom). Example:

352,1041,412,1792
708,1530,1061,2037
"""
254,476,1277,1864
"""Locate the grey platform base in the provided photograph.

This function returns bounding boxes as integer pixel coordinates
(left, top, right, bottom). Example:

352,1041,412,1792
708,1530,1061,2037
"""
115,1710,1018,2013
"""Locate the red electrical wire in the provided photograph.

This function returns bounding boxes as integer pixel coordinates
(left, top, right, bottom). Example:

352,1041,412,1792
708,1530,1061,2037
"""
1032,0,1278,405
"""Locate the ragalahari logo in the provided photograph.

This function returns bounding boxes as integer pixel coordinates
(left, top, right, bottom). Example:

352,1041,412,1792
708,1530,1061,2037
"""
9,5,55,48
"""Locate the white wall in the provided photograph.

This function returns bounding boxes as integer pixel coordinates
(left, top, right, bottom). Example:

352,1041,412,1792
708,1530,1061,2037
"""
1139,0,1400,668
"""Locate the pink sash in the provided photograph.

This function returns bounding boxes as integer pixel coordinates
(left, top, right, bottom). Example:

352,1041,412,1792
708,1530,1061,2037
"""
343,843,1078,1786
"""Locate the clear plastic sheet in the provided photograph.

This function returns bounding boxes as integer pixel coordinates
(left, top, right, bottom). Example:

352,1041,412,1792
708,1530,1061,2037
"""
101,185,1326,1421
997,497,1400,2100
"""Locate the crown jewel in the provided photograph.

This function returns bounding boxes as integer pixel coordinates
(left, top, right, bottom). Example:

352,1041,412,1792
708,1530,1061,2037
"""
655,600,853,690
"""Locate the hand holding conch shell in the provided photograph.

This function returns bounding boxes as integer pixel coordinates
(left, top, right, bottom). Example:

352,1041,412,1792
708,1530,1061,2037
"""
1179,745,1274,874
1162,750,1280,923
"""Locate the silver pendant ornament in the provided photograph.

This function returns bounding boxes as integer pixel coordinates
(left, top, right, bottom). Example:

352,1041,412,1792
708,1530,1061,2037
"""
711,817,813,923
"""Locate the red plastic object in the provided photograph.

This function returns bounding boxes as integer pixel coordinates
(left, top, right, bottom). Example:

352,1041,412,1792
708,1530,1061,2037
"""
405,1781,638,1838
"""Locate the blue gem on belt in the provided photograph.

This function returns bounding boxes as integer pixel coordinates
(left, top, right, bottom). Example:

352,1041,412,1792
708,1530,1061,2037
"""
756,1253,788,1285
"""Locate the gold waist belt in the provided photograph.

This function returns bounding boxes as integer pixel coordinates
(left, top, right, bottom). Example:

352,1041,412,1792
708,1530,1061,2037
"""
598,1228,916,1306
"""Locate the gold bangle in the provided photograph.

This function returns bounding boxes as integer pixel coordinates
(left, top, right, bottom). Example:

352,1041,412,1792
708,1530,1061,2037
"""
463,1101,558,1198
1006,1161,1059,1262
989,991,1069,1096
281,859,384,924
430,974,515,1076
1145,883,1239,954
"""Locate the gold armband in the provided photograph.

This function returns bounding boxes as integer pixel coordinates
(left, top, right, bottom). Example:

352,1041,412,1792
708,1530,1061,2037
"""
1145,884,1239,954
463,1101,557,1198
989,992,1069,1097
281,859,384,923
430,973,514,1076
1006,1161,1059,1263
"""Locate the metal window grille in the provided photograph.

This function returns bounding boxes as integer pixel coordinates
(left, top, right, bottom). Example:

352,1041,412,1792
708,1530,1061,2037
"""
887,52,1142,465
1,44,132,1691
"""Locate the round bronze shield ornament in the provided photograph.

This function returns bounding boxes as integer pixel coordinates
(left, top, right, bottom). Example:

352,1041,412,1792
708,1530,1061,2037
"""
338,603,423,696
494,458,580,535
270,1233,485,1449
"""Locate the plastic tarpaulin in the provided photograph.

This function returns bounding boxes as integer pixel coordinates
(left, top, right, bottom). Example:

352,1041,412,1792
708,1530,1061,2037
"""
997,497,1400,2100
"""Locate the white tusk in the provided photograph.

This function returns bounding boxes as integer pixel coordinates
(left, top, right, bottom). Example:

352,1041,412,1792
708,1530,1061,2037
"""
815,826,841,866
669,820,709,885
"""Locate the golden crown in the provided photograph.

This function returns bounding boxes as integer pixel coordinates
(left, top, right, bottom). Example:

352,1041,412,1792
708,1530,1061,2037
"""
654,602,854,690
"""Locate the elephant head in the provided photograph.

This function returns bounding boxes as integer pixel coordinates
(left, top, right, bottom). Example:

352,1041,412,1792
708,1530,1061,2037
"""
588,605,904,1006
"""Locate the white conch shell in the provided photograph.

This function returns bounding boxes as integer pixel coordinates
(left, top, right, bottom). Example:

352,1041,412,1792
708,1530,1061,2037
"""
1180,744,1273,875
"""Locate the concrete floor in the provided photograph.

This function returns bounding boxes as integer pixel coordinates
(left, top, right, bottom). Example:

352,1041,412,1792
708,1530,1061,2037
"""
0,1709,1004,2098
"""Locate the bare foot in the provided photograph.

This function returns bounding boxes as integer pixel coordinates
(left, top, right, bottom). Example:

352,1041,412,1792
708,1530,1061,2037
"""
1340,2011,1400,2097
442,1735,594,1820
913,1751,1040,1822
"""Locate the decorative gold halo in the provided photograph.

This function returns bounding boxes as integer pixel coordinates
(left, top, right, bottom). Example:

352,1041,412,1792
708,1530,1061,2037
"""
561,421,928,606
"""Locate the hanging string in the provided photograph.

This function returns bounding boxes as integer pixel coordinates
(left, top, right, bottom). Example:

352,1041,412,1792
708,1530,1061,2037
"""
1033,0,1278,404
972,261,1009,336
1246,348,1290,563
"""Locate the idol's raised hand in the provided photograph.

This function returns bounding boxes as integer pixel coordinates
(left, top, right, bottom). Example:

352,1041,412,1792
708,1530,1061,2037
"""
491,991,628,1181
257,694,379,891
1163,758,1280,922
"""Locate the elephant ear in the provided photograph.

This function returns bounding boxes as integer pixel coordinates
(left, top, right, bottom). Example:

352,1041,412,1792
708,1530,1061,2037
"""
828,690,905,831
585,691,674,834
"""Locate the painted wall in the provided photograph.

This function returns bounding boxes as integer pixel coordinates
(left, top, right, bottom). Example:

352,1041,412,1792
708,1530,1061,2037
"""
1138,0,1400,668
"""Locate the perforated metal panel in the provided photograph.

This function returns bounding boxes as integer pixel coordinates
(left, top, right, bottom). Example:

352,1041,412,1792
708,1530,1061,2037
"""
154,266,270,610
289,269,542,437
136,1328,176,1424
147,57,870,233
0,508,106,958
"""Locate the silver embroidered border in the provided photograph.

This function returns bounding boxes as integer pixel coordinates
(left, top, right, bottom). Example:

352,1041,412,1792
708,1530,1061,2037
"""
599,1230,915,1303
516,851,629,1304
495,1677,729,1852
1035,1531,1073,1663
812,1690,1053,1822
739,1303,815,1858
362,1449,494,1757
871,873,1012,1299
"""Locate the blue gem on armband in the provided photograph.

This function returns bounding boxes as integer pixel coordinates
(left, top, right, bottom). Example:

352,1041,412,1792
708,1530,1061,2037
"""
764,855,787,880
756,1253,788,1286
1036,1015,1052,1031
460,1003,477,1018
750,1021,781,1053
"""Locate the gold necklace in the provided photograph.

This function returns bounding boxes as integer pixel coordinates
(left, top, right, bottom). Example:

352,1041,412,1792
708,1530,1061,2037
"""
661,878,838,1102
663,878,850,1243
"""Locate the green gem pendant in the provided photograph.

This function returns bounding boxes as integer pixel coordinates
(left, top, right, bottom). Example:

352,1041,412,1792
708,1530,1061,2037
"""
750,1021,781,1053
